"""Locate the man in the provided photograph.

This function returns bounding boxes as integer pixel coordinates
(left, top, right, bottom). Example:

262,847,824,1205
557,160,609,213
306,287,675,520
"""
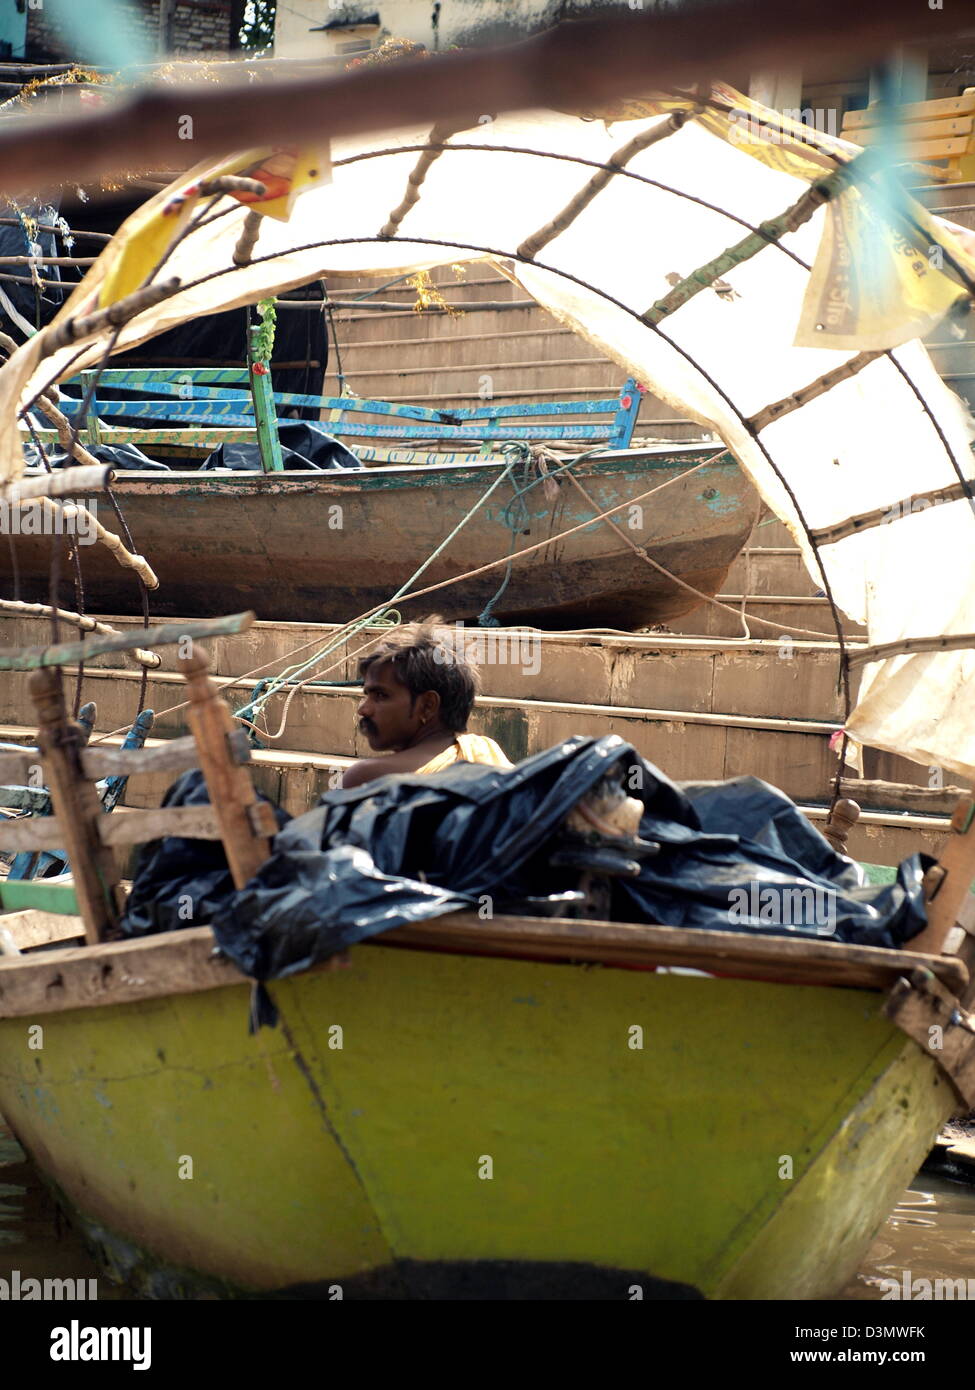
341,616,512,789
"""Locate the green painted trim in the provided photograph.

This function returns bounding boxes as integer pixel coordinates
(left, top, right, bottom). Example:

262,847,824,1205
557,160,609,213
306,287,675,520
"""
0,878,79,914
247,326,284,474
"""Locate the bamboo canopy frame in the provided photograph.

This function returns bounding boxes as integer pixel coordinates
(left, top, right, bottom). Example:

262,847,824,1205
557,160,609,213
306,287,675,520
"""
2,32,975,784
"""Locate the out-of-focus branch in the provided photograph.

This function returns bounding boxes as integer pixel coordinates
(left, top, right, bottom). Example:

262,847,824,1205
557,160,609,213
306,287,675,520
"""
0,0,945,196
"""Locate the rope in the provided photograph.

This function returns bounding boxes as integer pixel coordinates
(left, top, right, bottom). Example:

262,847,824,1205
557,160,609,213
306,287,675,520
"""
234,450,523,732
91,445,840,747
478,441,533,626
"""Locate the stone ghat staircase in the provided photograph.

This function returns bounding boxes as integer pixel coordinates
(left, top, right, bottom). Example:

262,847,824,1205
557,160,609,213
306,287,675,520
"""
0,556,967,868
667,515,868,641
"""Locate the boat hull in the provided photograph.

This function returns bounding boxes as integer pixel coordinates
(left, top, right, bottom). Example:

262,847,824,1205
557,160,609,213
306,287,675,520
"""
0,940,951,1299
0,450,760,629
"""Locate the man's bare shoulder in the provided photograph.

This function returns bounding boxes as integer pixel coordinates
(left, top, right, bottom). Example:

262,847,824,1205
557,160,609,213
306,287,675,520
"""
341,753,414,789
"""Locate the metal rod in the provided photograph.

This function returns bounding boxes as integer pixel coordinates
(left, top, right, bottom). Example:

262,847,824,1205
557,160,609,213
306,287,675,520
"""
0,217,110,242
0,270,70,287
328,298,536,312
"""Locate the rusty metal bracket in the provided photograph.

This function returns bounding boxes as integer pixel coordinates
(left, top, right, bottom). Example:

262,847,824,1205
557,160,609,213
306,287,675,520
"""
246,801,278,840
226,728,252,765
885,966,975,1108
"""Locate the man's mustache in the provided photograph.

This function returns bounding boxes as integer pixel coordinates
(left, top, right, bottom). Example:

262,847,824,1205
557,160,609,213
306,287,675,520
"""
358,718,377,735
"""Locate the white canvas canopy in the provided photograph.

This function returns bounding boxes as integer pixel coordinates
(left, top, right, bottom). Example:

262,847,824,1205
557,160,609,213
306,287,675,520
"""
2,88,975,781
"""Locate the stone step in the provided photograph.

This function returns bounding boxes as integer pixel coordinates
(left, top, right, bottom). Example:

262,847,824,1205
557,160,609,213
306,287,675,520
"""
750,517,798,548
0,724,950,869
0,664,936,808
0,614,864,721
725,548,818,598
664,595,867,640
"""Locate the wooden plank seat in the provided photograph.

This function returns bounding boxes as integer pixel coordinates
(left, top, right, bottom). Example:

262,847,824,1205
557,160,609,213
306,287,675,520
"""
44,366,645,464
841,92,975,183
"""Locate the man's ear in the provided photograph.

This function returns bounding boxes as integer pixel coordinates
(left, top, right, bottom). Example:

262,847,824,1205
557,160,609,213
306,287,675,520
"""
416,689,441,724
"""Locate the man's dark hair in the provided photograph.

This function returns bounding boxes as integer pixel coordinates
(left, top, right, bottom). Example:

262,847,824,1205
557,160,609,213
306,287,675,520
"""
358,615,481,733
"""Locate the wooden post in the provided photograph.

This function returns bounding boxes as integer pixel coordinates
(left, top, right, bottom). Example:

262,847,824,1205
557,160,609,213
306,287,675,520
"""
80,370,102,446
748,68,803,114
821,797,860,855
28,667,121,944
908,794,975,957
178,646,275,888
247,324,284,474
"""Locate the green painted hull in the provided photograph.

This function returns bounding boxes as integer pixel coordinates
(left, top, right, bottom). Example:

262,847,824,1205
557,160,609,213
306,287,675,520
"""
0,943,952,1299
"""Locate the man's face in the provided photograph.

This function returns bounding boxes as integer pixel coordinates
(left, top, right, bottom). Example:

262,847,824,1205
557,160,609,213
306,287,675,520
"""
356,660,422,751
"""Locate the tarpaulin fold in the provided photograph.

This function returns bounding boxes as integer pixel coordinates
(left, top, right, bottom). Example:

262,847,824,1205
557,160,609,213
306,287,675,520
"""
121,736,929,982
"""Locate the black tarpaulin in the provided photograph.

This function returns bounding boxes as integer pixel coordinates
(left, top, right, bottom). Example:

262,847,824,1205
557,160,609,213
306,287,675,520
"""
200,420,361,471
122,736,930,987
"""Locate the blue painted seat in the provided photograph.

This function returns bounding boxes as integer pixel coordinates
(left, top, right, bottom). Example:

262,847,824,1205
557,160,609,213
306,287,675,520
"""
54,367,645,457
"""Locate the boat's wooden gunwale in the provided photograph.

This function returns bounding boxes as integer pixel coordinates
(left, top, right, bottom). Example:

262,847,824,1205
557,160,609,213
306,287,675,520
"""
95,447,738,496
0,913,965,1019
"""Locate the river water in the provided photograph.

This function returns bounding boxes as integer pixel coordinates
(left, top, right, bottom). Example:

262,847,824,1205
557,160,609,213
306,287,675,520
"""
2,1114,973,1300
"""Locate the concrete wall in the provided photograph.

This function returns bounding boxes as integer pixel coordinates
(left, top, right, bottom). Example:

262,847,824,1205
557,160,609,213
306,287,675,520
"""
0,1,28,61
26,0,236,61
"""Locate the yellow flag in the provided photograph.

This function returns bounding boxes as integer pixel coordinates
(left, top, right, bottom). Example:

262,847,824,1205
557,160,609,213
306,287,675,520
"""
96,145,331,310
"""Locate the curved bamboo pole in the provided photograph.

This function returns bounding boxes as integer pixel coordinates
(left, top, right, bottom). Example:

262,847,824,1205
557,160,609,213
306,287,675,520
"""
0,599,160,669
7,496,159,590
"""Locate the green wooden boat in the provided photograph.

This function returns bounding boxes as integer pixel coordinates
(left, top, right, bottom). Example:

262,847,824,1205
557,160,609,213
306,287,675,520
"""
0,447,760,629
0,905,965,1299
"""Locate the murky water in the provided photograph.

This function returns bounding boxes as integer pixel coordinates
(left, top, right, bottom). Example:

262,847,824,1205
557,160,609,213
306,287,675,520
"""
0,1118,124,1299
3,1112,974,1300
840,1173,975,1300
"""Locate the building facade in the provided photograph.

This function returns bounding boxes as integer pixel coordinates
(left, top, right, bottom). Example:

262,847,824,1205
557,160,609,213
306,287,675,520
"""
22,0,247,62
274,1,605,62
